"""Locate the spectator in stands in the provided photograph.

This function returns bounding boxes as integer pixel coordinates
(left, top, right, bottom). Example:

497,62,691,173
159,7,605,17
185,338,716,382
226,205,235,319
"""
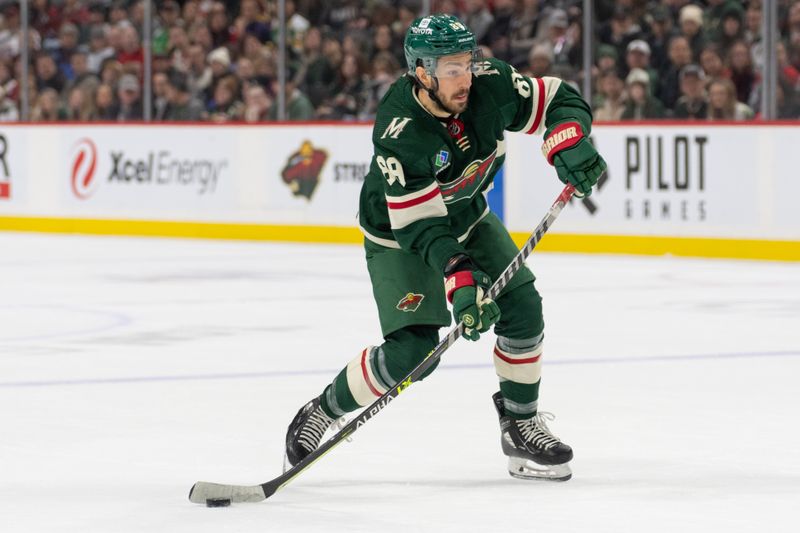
63,84,96,121
593,69,626,121
659,35,693,111
53,23,80,78
268,76,314,120
285,0,310,58
152,71,170,120
622,68,664,120
30,87,63,121
208,2,233,49
699,44,730,83
35,52,65,93
182,0,201,28
153,1,181,56
167,24,191,71
370,24,395,63
775,79,800,118
704,0,730,42
31,0,62,41
480,0,514,63
505,0,539,67
598,6,643,61
243,83,272,122
94,83,114,119
673,64,708,119
296,26,336,108
523,42,554,79
0,61,18,104
749,41,800,114
320,0,361,36
707,78,754,120
234,0,272,45
734,2,763,46
715,2,745,59
595,44,619,76
0,4,23,60
109,73,142,121
625,39,658,87
208,75,244,122
164,72,206,121
316,52,366,120
87,25,115,74
728,39,758,105
678,4,707,60
362,51,399,119
99,57,122,88
645,4,676,75
543,8,581,75
207,46,231,98
789,0,800,35
464,0,494,44
117,25,144,69
64,50,98,96
108,1,129,26
0,60,18,121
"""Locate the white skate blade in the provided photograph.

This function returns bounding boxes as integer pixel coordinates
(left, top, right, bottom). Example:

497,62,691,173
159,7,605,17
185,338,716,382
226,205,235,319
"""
507,456,572,481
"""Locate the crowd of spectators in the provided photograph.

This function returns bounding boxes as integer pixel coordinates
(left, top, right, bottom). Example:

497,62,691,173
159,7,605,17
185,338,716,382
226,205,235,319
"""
0,0,798,123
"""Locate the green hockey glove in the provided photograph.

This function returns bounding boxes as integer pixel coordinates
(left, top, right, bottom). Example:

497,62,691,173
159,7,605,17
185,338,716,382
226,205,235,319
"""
541,122,607,197
444,256,501,341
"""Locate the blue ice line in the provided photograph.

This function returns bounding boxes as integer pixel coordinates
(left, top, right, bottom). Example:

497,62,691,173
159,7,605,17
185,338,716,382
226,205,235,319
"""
1,349,798,389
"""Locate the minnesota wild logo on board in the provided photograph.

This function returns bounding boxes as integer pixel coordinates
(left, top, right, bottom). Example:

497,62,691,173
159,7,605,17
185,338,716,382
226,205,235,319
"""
281,140,328,200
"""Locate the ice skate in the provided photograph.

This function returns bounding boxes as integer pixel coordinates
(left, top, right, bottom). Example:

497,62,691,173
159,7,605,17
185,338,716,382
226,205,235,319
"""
492,392,573,481
284,396,335,471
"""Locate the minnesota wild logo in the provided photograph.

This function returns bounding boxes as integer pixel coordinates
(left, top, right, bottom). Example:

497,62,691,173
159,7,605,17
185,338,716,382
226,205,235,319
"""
281,140,328,200
396,293,424,312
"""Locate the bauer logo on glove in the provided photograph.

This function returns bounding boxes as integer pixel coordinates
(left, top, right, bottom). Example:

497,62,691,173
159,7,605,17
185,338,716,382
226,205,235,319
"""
542,121,607,197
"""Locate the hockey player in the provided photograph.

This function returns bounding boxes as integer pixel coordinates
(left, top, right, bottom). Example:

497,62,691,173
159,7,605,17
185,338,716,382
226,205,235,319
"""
285,14,606,481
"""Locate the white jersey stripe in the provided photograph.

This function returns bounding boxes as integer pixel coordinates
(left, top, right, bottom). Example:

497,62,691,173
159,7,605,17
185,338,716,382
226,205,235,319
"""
520,76,563,136
386,189,447,230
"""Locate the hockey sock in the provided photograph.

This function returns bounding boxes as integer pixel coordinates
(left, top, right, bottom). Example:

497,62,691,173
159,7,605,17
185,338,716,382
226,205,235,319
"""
319,326,439,418
493,333,543,420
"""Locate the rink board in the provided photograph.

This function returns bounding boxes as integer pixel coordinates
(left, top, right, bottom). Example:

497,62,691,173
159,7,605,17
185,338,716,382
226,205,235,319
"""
0,122,798,260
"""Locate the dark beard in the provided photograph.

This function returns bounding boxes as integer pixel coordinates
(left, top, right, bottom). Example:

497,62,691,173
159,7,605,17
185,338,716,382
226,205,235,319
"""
433,91,468,115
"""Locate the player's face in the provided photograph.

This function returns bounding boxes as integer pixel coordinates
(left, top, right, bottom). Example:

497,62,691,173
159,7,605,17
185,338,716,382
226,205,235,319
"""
432,52,473,114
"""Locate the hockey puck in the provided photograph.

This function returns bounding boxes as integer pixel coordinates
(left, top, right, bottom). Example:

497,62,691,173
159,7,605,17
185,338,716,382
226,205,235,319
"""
206,498,231,508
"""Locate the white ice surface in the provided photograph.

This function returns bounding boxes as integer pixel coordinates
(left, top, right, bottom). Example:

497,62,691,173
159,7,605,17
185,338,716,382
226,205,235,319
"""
1,232,799,533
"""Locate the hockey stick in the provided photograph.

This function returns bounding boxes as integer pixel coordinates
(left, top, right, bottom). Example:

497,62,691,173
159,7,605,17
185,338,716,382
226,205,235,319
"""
188,183,576,505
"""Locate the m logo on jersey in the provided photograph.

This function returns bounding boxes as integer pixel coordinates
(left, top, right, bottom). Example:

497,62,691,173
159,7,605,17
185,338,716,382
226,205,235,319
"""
381,117,412,140
396,293,424,312
439,149,498,203
281,140,328,200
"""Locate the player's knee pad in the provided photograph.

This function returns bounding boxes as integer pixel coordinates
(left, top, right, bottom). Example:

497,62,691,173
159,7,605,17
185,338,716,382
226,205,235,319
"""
493,333,543,386
380,325,440,384
493,282,543,340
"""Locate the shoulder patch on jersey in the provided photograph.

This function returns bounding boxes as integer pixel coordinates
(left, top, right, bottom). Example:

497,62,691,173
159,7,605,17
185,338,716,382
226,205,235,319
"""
381,117,412,140
433,149,451,175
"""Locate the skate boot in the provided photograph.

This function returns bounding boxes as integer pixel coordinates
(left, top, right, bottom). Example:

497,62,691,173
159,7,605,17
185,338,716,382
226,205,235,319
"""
492,391,573,481
284,396,335,471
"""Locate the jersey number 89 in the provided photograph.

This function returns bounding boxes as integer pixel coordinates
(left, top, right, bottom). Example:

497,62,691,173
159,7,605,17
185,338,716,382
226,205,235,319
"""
376,155,406,187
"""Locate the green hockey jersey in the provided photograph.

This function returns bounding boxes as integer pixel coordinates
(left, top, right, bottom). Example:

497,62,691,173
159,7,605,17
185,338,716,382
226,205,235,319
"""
358,57,592,273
